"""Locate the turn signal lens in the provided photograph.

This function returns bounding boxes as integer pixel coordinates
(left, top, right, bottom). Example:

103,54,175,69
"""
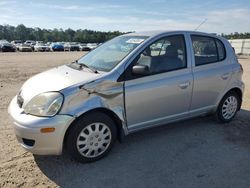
40,127,55,133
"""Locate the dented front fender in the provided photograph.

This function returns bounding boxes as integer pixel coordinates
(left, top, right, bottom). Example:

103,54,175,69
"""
59,78,128,135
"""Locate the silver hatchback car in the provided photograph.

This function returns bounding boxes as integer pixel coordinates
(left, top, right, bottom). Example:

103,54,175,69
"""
9,31,244,162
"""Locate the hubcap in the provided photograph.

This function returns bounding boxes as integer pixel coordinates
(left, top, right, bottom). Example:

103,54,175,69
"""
222,96,238,120
76,123,112,158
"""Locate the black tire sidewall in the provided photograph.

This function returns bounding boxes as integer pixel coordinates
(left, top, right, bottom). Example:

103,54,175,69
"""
66,112,117,163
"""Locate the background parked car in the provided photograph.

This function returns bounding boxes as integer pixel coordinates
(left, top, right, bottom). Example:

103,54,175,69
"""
18,44,33,52
0,40,16,52
64,42,80,51
79,43,91,51
34,42,49,52
24,40,36,51
50,43,64,51
36,41,44,44
11,40,22,51
87,43,98,50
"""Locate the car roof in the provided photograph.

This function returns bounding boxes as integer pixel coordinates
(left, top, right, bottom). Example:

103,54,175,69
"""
124,30,218,37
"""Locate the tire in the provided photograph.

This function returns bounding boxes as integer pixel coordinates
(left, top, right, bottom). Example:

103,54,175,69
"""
216,91,240,123
66,112,117,163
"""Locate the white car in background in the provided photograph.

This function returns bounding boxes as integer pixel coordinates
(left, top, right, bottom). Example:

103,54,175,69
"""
34,42,49,52
24,40,36,51
87,43,98,50
79,43,91,51
11,40,22,50
18,44,33,52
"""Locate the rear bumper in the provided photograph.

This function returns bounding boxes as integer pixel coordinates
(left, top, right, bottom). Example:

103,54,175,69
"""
8,96,75,155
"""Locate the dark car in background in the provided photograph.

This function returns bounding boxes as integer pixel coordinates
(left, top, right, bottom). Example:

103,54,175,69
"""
0,40,16,52
50,43,64,51
64,42,80,51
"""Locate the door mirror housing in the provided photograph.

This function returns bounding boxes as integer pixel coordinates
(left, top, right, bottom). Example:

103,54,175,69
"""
132,65,150,75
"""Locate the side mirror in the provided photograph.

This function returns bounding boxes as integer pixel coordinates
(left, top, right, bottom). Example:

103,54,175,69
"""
132,65,150,75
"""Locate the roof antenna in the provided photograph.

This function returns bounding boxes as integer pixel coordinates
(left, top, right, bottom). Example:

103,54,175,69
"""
194,18,207,31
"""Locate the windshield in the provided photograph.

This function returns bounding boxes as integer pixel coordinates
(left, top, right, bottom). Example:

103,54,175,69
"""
0,40,8,44
77,35,148,72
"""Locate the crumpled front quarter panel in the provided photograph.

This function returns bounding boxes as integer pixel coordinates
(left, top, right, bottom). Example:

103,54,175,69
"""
60,79,126,129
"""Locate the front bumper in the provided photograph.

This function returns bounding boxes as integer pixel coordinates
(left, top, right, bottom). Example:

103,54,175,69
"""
70,47,80,51
36,47,48,51
2,47,15,52
8,96,75,155
52,47,64,51
20,48,32,52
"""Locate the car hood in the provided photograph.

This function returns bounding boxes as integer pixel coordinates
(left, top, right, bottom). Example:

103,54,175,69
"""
20,46,31,48
20,65,100,104
2,43,14,47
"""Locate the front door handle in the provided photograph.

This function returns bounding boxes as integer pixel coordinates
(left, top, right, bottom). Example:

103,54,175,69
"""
179,82,190,89
221,73,230,80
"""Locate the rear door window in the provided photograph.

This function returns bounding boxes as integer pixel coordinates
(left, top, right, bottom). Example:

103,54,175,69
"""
191,35,226,66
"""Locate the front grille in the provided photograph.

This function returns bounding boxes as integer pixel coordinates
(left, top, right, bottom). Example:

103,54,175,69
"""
3,46,12,49
17,92,24,108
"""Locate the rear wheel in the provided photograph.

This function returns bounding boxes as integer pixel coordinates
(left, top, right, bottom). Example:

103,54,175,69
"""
216,91,240,123
66,112,117,163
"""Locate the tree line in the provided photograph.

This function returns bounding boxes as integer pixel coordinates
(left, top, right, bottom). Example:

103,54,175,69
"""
0,24,125,43
1,24,250,42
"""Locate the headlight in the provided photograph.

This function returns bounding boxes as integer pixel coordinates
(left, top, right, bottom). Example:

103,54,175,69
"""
24,92,63,117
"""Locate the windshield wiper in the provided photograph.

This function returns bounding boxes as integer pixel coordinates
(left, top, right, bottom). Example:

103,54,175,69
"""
72,60,99,74
80,63,99,74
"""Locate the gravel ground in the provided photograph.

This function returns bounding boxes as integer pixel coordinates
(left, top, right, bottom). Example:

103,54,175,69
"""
0,52,249,188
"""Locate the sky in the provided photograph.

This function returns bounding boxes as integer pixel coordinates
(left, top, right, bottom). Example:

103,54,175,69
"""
0,0,249,34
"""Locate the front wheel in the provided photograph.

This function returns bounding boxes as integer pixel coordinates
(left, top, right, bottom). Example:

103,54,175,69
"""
66,112,117,163
216,91,240,123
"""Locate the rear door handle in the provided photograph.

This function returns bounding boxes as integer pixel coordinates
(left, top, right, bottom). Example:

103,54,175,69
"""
179,82,190,89
221,73,230,80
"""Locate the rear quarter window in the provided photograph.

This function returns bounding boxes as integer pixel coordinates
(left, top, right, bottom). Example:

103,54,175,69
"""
216,40,226,61
191,35,226,66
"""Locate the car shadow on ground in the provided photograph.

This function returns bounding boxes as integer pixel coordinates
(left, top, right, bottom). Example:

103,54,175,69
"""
223,109,250,146
34,109,250,188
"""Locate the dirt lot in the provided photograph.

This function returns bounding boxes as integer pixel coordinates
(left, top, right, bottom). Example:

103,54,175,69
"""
0,52,250,188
